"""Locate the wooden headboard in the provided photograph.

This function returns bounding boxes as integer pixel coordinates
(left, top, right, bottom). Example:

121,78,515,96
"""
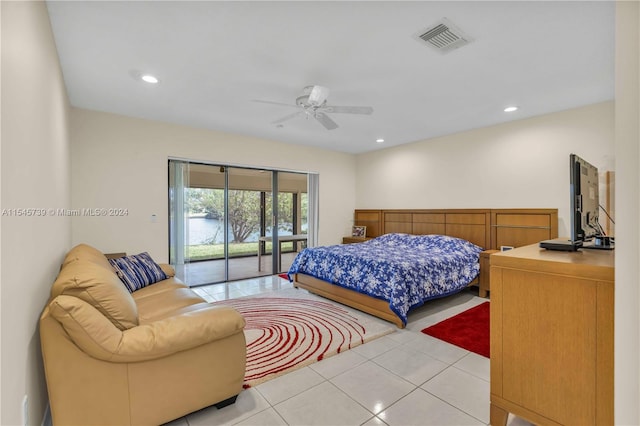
383,209,491,248
354,208,557,250
490,209,558,249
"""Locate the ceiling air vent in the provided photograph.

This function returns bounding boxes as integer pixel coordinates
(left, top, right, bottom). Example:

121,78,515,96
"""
415,18,472,53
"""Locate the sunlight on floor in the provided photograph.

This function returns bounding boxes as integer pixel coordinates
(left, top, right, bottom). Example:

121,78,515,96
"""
190,274,294,302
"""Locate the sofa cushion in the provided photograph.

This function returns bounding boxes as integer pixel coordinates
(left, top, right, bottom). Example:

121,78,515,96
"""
134,287,205,324
52,260,139,330
49,294,246,363
62,243,113,270
130,278,187,301
109,252,168,293
48,295,124,360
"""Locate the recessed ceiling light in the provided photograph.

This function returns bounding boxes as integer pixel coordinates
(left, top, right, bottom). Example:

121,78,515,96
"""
504,106,518,112
376,138,385,143
141,74,159,84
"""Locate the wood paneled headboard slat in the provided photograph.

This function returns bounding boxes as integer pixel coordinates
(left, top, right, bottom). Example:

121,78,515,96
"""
380,209,492,249
353,209,383,238
355,208,558,250
445,213,488,225
413,213,445,223
385,222,413,234
490,209,558,248
446,224,488,249
413,223,446,235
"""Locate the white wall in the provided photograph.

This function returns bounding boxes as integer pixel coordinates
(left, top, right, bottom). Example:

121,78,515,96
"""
0,1,71,425
355,101,614,239
614,1,639,423
70,108,357,260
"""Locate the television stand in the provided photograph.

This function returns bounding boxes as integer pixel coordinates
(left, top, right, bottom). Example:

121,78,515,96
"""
539,239,582,252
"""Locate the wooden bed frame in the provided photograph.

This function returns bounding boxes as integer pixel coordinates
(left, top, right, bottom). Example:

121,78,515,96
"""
293,208,558,328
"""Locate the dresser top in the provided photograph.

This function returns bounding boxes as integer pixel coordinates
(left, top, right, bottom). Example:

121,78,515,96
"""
491,240,614,281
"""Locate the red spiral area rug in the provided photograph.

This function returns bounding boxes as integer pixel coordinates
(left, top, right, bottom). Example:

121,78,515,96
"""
213,296,393,388
421,302,490,358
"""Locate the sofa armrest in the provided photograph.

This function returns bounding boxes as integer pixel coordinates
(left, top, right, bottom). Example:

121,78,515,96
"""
48,295,245,363
158,263,175,277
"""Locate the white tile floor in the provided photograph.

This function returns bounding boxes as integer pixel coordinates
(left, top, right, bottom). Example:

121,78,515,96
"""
167,276,532,426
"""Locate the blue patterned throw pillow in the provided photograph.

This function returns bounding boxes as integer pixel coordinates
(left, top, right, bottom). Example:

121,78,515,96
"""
109,252,168,293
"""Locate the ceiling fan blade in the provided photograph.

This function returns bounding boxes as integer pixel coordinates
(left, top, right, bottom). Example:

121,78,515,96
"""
324,105,374,114
271,110,304,124
252,99,298,108
314,112,339,130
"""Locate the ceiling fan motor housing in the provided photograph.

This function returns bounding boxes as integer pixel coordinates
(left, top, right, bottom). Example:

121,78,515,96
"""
298,85,329,107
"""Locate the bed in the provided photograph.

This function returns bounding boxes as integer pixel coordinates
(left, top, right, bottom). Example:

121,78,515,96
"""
288,232,483,327
290,208,558,328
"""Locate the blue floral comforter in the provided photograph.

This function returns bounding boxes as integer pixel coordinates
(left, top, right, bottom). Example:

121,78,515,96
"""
288,233,483,325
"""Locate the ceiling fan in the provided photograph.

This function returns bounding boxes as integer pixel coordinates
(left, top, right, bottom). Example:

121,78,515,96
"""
253,85,373,130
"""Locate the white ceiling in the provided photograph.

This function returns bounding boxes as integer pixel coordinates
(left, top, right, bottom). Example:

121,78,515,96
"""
46,1,615,154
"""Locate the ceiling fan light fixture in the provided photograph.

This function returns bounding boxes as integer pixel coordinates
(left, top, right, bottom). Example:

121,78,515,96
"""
307,85,329,106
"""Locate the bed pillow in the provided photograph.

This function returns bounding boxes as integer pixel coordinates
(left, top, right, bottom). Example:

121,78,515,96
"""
432,234,484,254
109,252,168,293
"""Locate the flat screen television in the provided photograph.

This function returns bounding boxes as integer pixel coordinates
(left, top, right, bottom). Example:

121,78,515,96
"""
570,153,601,243
540,154,613,251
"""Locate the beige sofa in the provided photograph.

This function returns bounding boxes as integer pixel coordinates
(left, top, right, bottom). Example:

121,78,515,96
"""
40,244,246,425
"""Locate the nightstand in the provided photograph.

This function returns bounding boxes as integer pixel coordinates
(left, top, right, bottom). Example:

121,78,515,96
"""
479,249,499,297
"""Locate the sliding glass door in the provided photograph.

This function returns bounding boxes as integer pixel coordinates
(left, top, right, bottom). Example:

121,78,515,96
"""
226,166,275,281
169,160,315,286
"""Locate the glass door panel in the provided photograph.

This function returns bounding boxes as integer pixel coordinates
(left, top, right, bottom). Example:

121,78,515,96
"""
184,184,226,284
168,160,191,282
227,167,274,281
277,171,309,273
172,162,227,286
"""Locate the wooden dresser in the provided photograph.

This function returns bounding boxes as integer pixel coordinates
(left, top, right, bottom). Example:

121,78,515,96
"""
490,242,614,426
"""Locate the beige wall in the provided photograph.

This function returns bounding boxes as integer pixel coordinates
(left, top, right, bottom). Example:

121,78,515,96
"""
0,1,71,425
614,1,640,423
355,101,615,239
70,108,357,260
